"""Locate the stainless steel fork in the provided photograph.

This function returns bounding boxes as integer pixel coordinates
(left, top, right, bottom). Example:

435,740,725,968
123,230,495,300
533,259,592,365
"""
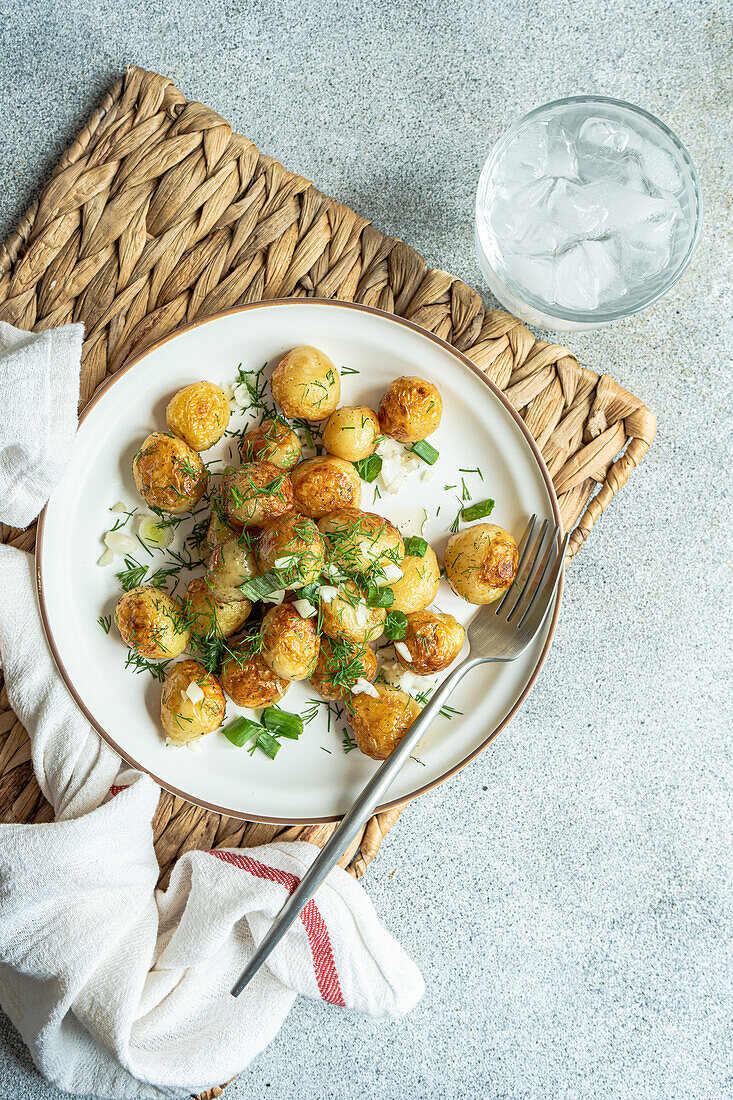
231,515,568,997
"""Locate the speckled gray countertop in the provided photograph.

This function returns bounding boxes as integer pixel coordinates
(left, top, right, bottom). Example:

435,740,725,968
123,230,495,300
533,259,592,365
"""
1,1,731,1097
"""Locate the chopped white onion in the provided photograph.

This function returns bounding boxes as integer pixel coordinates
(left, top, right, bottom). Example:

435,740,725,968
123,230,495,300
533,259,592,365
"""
400,671,417,693
421,467,435,483
351,678,379,698
381,563,404,583
186,738,205,752
319,586,338,604
262,589,286,605
185,681,205,706
293,598,317,618
353,603,370,628
138,515,174,550
395,642,413,663
110,501,128,513
97,548,115,567
232,382,249,406
274,555,298,571
104,530,138,555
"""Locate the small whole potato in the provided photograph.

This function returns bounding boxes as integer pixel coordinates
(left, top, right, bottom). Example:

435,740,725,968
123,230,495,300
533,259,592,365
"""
396,609,465,674
260,603,320,681
255,513,325,588
205,537,258,602
378,376,443,443
444,523,519,605
310,638,377,701
240,417,302,470
220,462,294,527
390,546,441,614
115,585,189,659
346,684,421,760
201,511,243,565
183,577,251,639
290,456,361,519
320,580,386,644
322,405,380,462
318,508,404,580
220,649,290,708
270,345,341,421
160,659,226,742
133,432,207,514
166,381,230,451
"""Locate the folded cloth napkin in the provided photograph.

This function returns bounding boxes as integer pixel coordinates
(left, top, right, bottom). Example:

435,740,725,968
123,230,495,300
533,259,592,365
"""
0,321,84,529
0,325,424,1100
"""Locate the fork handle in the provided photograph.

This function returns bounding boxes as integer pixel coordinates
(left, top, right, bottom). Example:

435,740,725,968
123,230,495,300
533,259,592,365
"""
230,654,490,997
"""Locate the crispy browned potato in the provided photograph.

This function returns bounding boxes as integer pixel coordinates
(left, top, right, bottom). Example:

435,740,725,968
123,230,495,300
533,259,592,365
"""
183,577,251,639
240,417,302,470
346,684,421,760
395,609,465,674
270,346,340,420
160,659,226,742
444,523,519,604
318,508,404,580
205,537,258,602
219,462,294,527
309,638,377,701
220,649,290,708
260,604,320,681
255,513,325,588
319,580,386,644
378,376,442,442
201,511,243,565
390,547,441,614
290,456,361,518
166,381,230,451
322,405,380,462
132,432,207,514
115,585,189,659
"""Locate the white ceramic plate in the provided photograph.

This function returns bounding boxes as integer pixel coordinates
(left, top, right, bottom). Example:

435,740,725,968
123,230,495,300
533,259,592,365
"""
37,299,562,823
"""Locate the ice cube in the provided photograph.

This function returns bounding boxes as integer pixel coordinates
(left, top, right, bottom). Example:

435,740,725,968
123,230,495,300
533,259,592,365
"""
637,139,683,192
504,252,557,303
617,215,675,282
580,239,626,303
545,126,578,179
548,179,608,237
580,183,680,233
489,178,554,243
554,244,601,311
496,122,549,184
578,116,631,154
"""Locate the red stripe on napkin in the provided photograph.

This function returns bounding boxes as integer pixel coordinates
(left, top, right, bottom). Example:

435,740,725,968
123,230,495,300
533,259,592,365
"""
108,785,128,797
208,849,346,1006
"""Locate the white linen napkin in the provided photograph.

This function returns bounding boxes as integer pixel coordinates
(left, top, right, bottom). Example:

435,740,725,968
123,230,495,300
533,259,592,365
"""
0,324,424,1099
0,321,84,529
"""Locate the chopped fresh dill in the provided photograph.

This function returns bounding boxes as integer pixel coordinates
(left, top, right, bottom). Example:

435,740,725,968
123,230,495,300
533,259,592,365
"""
97,614,112,634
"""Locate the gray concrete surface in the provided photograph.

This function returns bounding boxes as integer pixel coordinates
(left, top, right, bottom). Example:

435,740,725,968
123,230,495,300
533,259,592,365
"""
0,1,731,1097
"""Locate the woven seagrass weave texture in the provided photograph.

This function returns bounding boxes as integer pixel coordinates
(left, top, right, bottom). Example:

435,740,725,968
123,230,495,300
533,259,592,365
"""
0,64,656,942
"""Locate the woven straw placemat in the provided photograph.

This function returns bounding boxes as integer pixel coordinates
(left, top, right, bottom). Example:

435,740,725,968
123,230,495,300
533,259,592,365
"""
0,64,656,1100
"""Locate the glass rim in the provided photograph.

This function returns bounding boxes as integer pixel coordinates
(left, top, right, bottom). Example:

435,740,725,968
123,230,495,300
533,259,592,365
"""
475,94,703,324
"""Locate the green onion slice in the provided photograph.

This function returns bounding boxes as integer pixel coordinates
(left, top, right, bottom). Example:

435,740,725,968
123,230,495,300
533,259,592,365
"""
353,454,383,483
255,731,281,759
262,706,304,740
410,440,439,465
224,717,262,747
461,498,495,522
238,570,284,600
403,536,428,558
384,610,408,641
366,585,394,608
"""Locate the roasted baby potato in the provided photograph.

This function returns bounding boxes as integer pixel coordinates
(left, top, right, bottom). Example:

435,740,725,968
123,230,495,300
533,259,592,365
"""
132,432,207,514
390,546,441,614
201,511,243,565
260,603,320,681
346,684,421,760
377,376,442,443
115,585,189,659
319,580,386,644
395,609,465,674
309,638,377,701
205,537,258,602
318,508,404,581
444,523,519,605
322,405,380,462
270,345,341,421
255,513,325,588
166,381,230,451
240,417,302,470
183,577,251,639
219,462,294,527
160,659,226,742
220,649,290,708
290,456,361,518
